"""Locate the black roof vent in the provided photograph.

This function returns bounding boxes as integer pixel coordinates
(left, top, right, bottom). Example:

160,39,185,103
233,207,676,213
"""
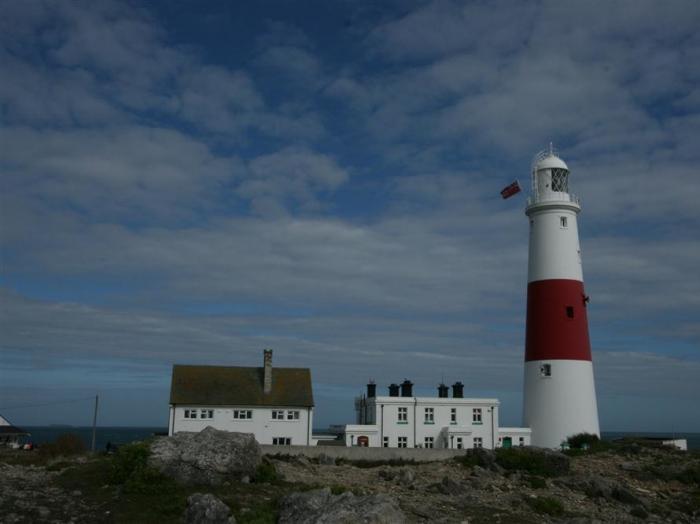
367,381,376,398
400,379,413,397
437,383,449,398
388,383,399,397
452,381,464,398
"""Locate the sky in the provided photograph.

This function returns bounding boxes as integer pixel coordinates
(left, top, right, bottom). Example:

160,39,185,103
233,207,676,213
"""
1,0,699,432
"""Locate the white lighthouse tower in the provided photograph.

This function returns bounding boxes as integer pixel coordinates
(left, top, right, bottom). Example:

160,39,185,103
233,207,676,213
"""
523,146,600,448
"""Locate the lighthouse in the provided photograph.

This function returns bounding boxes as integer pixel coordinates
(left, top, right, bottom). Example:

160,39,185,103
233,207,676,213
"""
523,147,600,448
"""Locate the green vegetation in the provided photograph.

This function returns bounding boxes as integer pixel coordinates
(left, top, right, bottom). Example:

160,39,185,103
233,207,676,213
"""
254,460,279,484
525,495,565,516
39,433,86,459
336,457,419,468
495,448,566,477
526,475,547,489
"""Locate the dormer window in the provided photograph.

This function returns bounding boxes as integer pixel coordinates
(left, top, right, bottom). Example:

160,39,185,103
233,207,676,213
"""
551,168,569,192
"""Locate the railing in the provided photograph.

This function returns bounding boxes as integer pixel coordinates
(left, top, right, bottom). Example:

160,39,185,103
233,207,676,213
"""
527,192,580,207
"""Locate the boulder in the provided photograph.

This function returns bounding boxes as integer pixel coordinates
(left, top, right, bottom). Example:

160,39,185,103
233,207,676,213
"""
149,427,261,486
184,493,235,524
438,476,463,495
317,453,336,466
279,487,405,524
396,467,415,485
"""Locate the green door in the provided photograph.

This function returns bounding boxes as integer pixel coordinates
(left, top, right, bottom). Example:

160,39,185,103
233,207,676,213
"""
502,437,512,449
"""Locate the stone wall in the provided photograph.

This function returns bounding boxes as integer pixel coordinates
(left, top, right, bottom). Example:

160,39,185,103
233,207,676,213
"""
261,444,467,462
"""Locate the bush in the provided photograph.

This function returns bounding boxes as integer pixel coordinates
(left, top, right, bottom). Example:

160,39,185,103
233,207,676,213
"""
254,461,279,484
496,447,569,477
39,433,86,459
567,433,600,449
526,475,547,489
108,441,177,495
677,465,700,486
526,496,565,516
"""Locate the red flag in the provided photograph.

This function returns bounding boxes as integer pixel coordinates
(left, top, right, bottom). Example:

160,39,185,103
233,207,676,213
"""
500,180,521,199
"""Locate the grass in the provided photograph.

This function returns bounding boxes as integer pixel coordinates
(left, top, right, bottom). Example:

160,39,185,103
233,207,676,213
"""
525,496,565,516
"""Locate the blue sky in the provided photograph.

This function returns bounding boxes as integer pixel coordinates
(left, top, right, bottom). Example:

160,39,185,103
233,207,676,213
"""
1,0,699,431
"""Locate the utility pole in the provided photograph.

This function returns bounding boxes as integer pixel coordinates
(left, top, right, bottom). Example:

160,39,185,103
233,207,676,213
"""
91,394,99,453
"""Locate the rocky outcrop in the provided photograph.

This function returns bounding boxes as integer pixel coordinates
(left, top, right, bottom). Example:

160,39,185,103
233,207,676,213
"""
278,487,405,524
184,493,236,524
149,427,261,486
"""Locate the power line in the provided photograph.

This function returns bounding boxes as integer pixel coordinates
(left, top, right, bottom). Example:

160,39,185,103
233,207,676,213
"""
0,396,96,410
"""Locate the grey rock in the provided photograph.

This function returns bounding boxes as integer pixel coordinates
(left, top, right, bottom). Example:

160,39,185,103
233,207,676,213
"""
612,486,643,506
279,488,405,524
378,468,396,481
149,427,261,486
438,476,463,495
396,467,415,485
317,453,336,466
572,475,645,507
619,462,641,472
184,493,235,524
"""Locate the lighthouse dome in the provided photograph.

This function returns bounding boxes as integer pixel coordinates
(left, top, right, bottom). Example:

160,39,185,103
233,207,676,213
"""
535,154,568,172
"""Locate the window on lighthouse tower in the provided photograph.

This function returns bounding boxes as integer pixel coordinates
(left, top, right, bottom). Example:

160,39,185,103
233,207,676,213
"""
551,168,569,192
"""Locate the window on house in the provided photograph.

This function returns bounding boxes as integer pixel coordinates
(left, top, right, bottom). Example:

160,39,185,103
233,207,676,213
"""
472,408,483,424
200,409,214,419
287,410,300,420
272,410,284,420
566,306,574,319
540,364,552,377
424,407,434,423
184,409,197,419
519,437,525,446
383,436,389,448
450,408,457,424
233,410,253,420
424,437,434,449
560,216,568,228
456,437,463,449
473,437,483,448
272,437,291,446
398,407,408,423
397,436,408,448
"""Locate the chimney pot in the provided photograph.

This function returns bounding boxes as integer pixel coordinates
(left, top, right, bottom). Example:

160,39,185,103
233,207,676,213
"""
367,381,376,398
400,379,413,397
263,349,273,394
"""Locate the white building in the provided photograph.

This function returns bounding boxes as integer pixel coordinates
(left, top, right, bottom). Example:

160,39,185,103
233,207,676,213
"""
168,349,314,446
0,414,30,448
345,381,531,449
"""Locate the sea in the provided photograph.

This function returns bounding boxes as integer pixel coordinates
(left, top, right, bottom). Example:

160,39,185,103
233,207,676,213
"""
18,427,700,451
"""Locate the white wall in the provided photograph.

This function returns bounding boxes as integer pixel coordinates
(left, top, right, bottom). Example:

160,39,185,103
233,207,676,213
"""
348,397,503,449
523,359,599,448
170,405,313,445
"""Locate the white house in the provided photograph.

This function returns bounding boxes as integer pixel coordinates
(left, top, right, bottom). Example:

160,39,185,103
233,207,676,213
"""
0,414,30,448
168,349,314,445
345,381,531,449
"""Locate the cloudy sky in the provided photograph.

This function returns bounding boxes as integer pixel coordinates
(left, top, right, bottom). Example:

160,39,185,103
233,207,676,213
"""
1,0,699,431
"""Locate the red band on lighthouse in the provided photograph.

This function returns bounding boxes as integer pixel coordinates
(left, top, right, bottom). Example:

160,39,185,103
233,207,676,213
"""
525,279,592,362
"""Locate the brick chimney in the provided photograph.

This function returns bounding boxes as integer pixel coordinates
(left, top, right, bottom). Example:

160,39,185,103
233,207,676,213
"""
263,349,273,394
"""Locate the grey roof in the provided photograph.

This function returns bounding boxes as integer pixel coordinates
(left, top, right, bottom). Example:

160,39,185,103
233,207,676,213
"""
169,365,314,408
